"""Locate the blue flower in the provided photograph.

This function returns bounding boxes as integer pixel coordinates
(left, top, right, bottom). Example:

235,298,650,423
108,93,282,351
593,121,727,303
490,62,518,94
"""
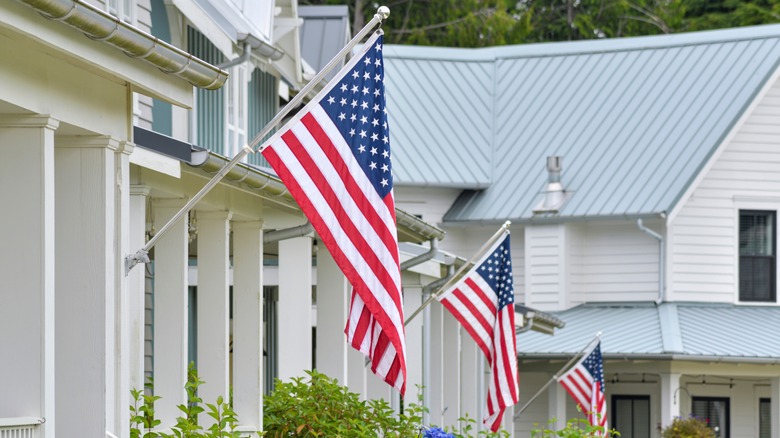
423,426,454,438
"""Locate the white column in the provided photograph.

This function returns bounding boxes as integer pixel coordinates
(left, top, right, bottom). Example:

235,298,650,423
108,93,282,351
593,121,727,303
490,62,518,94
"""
114,141,134,438
196,210,232,423
277,236,313,381
54,135,119,437
316,246,349,384
404,285,424,404
442,309,461,428
367,367,392,404
460,330,480,425
660,372,681,429
128,185,150,393
427,301,444,426
347,347,368,398
548,379,568,430
232,221,264,431
771,377,780,438
0,115,58,437
153,198,189,426
503,404,515,437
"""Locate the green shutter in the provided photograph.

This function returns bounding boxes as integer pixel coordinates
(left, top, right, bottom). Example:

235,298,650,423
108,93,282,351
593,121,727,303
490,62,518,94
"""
248,68,278,167
188,27,225,155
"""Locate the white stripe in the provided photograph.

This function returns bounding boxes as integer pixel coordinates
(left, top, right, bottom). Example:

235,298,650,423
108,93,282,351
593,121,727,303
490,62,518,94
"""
290,116,401,294
460,274,499,322
270,135,405,335
440,291,494,351
494,311,514,404
346,295,372,354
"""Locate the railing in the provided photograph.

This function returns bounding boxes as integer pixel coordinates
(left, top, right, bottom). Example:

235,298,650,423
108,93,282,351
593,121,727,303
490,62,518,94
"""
0,418,44,438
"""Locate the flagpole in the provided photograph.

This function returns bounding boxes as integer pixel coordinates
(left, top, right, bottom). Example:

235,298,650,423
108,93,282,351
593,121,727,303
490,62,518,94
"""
513,332,602,419
124,6,392,275
403,220,511,326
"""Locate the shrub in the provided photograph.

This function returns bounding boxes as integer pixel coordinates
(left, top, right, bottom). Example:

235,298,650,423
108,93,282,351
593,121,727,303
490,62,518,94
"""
661,416,716,438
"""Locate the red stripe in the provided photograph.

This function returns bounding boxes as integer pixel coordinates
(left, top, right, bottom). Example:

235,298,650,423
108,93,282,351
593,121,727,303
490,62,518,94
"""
280,128,401,317
349,303,372,351
440,295,492,360
498,311,519,403
452,287,494,335
263,147,406,392
302,114,401,274
464,277,497,314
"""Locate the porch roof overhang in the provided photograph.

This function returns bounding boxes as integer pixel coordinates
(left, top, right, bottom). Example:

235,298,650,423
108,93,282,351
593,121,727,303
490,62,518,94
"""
133,127,445,244
518,301,780,363
16,0,227,90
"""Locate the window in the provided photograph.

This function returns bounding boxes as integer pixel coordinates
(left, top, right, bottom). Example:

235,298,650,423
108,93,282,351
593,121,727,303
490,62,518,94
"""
739,210,776,302
105,0,135,23
692,397,729,438
612,395,650,438
760,398,771,438
226,65,248,159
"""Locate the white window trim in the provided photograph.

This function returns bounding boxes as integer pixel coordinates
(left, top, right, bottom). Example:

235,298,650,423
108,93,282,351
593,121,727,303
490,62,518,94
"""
734,197,780,305
225,63,249,161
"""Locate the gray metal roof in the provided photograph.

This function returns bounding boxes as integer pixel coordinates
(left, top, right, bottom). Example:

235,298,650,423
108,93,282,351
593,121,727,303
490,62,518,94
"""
384,24,780,222
299,6,351,82
518,302,780,361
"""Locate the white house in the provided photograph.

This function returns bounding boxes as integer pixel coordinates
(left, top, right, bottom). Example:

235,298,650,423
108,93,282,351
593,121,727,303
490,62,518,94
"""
385,24,780,437
0,1,460,437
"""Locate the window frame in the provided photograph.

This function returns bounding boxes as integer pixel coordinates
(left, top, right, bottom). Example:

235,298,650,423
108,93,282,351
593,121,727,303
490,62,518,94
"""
738,209,777,303
611,394,651,438
691,396,730,438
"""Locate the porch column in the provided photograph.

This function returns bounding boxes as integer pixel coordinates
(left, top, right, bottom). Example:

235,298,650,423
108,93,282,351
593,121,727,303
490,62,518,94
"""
660,372,681,429
232,221,264,431
405,285,424,403
0,115,58,438
128,185,150,392
277,236,313,381
460,330,480,426
153,198,189,427
316,246,349,384
770,377,780,438
54,135,119,438
196,210,232,423
442,309,461,428
548,378,568,430
427,301,445,426
347,345,368,398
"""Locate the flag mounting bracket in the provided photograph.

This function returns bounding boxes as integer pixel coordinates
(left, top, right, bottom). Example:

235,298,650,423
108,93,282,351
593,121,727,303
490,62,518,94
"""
125,249,150,276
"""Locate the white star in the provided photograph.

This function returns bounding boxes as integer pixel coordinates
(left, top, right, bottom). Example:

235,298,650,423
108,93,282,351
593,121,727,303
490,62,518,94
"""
360,115,368,124
381,163,389,172
370,147,378,155
352,70,359,79
361,101,369,110
352,85,359,93
338,113,346,121
359,130,367,139
364,57,371,65
374,89,380,97
375,44,382,51
369,161,377,170
371,133,379,141
375,58,381,67
372,118,379,127
327,96,335,105
340,98,347,106
340,84,348,92
362,86,370,95
383,121,387,129
380,178,388,187
350,114,357,122
358,144,366,153
349,128,355,136
382,135,389,144
382,150,389,158
364,71,371,80
373,104,380,112
375,73,382,82
351,100,358,108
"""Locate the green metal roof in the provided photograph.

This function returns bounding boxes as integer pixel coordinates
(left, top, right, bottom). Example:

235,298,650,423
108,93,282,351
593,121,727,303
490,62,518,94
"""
518,302,780,362
384,24,780,223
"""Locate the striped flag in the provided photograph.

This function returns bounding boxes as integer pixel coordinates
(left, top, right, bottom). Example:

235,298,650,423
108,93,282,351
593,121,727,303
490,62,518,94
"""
261,32,406,395
437,230,519,431
557,340,607,433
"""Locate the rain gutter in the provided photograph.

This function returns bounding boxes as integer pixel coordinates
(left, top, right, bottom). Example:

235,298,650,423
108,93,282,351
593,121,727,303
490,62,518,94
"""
518,353,780,365
19,0,228,89
637,218,665,304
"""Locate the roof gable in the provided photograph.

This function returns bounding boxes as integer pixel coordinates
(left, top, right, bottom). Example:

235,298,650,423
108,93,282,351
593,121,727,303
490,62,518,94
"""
384,25,780,222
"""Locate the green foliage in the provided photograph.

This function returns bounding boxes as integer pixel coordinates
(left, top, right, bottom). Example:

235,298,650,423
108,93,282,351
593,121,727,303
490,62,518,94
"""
530,411,618,437
446,413,510,437
661,416,716,438
261,369,423,436
129,363,239,438
301,0,780,47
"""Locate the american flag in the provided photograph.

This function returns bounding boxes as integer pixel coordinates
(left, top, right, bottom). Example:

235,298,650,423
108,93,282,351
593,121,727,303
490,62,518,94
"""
261,32,406,394
437,230,519,431
557,340,607,433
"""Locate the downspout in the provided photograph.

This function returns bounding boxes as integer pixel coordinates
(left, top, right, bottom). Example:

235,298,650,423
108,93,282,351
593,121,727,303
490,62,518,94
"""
217,42,251,71
18,0,228,89
263,221,314,244
637,219,664,304
400,238,439,271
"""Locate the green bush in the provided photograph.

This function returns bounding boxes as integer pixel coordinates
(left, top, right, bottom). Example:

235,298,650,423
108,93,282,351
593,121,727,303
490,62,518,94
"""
261,369,423,436
661,416,716,438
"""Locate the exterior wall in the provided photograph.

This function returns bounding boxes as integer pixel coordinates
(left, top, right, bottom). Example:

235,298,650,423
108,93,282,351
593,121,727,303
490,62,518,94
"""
569,221,661,305
135,0,154,130
670,76,780,303
525,224,569,311
394,186,462,226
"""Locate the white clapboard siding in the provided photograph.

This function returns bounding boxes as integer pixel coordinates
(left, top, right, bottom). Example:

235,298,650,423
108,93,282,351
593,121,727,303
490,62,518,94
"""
394,186,462,226
670,76,780,302
134,0,154,130
569,221,660,306
524,224,567,310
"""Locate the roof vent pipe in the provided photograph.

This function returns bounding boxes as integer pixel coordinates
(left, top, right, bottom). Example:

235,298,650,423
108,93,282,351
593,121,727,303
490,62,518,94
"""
543,156,564,211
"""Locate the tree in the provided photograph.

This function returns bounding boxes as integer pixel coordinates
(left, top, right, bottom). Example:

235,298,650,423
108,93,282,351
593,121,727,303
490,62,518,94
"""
299,0,780,47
